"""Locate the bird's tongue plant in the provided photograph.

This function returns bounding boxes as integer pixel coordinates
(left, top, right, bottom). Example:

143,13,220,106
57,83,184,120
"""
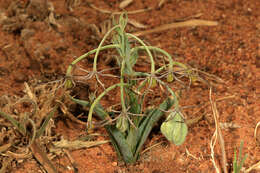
65,13,191,163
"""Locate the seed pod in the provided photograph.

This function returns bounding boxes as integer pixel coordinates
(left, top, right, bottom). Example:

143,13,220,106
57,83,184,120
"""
167,73,174,82
116,116,128,132
149,77,157,88
65,79,73,89
160,111,188,145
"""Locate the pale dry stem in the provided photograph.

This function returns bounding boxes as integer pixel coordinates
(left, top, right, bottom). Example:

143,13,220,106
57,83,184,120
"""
209,87,228,173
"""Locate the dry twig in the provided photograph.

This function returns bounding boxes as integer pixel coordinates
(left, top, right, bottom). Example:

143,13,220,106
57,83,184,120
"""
89,3,152,14
119,0,133,9
254,121,260,144
209,88,228,173
30,141,58,173
245,161,260,173
133,19,218,37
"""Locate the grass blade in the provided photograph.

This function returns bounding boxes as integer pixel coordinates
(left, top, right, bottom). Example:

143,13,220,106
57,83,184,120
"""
0,110,26,135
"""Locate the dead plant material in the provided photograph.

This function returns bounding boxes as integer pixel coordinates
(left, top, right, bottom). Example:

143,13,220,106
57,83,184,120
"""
0,143,12,153
30,141,58,173
64,149,78,172
209,88,228,173
128,19,148,29
57,99,87,125
48,2,61,28
0,157,13,173
51,138,109,151
190,95,235,125
158,0,166,8
65,0,81,11
174,13,203,22
89,3,152,14
219,122,241,130
0,81,64,172
185,114,204,127
119,0,133,9
254,121,260,144
133,19,218,37
245,161,260,173
140,141,165,155
5,149,31,159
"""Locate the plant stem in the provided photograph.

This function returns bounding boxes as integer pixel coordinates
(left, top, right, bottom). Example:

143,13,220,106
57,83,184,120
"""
132,46,189,73
126,33,155,75
87,83,128,130
93,25,120,72
66,44,120,77
120,60,127,113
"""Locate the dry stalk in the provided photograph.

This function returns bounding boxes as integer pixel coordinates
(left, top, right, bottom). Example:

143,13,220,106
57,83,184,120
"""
119,0,133,9
64,149,78,172
140,141,165,155
51,138,109,151
254,121,260,143
57,99,87,125
133,19,218,37
210,126,220,173
30,141,58,173
158,0,166,8
0,157,13,173
245,161,260,173
89,3,152,14
209,88,228,173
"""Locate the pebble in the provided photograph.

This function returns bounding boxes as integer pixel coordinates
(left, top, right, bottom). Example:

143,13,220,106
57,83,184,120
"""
112,162,117,167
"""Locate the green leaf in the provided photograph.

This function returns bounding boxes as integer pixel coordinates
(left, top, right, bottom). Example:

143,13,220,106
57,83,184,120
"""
36,106,57,138
105,126,134,163
160,111,188,146
125,88,142,153
233,140,248,173
0,110,26,135
70,96,134,163
133,98,174,161
129,49,138,68
70,96,110,121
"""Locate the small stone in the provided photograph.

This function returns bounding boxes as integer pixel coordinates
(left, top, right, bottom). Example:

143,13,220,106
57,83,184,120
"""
112,162,117,167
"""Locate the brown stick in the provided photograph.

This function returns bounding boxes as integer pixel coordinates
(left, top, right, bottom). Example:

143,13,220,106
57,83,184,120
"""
30,141,58,173
133,19,218,37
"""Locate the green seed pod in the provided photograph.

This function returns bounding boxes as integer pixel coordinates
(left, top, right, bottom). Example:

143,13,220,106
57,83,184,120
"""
116,116,128,132
65,79,73,89
149,77,157,88
167,73,174,83
160,112,188,146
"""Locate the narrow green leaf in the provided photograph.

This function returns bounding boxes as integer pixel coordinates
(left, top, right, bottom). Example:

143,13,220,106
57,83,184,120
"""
36,106,57,138
70,96,110,120
70,96,134,163
0,110,26,135
105,126,134,163
233,140,247,173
